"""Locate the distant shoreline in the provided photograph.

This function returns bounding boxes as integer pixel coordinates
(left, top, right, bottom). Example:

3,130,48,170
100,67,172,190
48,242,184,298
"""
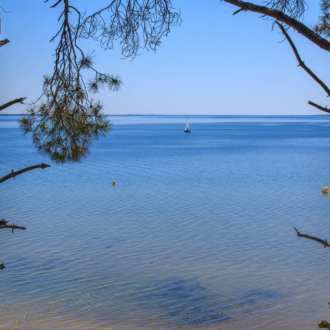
0,114,329,117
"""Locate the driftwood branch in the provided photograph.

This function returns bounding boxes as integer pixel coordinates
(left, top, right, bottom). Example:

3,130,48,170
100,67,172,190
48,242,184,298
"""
294,227,330,248
223,0,330,52
0,225,26,232
276,22,330,97
0,97,27,111
308,101,330,113
0,163,51,184
0,39,10,47
0,219,26,232
0,220,26,272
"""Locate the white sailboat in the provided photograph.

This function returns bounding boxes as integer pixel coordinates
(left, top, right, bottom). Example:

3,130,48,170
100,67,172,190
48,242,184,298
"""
184,119,190,133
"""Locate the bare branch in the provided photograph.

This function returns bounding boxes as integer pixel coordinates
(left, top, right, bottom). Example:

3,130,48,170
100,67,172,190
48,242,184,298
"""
50,0,63,8
0,163,51,184
308,100,330,113
294,227,330,248
275,21,330,97
0,219,26,232
0,97,27,111
0,39,10,47
223,0,330,52
0,225,27,232
0,6,12,14
233,8,245,15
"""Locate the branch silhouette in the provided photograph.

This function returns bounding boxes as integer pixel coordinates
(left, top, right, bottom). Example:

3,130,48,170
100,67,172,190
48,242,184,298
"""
0,98,27,111
225,0,330,52
0,163,51,184
294,227,330,248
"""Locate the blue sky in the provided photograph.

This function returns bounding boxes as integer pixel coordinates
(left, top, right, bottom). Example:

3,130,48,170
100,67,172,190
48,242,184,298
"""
1,0,329,115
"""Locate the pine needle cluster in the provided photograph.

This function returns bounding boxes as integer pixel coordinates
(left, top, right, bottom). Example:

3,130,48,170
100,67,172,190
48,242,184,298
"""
19,0,180,164
314,0,330,38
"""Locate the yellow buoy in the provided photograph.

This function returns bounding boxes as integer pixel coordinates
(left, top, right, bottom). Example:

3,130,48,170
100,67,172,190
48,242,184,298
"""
322,187,328,193
112,180,116,186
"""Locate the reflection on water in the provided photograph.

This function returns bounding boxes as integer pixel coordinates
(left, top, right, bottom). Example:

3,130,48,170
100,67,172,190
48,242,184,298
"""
1,115,330,329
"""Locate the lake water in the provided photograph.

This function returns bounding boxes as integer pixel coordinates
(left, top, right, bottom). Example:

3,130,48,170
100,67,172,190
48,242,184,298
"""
1,115,330,329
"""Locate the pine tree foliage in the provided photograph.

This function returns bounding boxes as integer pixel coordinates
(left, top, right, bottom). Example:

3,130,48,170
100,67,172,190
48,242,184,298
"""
265,0,307,21
19,0,181,164
314,0,330,38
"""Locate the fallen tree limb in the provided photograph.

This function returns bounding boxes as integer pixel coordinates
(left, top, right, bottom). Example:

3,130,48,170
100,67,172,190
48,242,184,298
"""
294,227,330,248
0,224,26,232
0,97,27,111
225,0,330,52
0,219,26,232
0,163,51,184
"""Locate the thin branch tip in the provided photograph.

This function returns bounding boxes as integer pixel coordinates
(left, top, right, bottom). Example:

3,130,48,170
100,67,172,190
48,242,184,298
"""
0,163,51,184
294,227,330,248
233,8,245,15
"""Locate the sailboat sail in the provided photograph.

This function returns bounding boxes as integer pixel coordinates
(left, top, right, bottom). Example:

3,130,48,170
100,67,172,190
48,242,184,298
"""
185,120,189,131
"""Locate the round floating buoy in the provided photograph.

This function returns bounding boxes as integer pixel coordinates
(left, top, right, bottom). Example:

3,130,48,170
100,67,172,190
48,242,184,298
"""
322,187,328,194
112,180,116,186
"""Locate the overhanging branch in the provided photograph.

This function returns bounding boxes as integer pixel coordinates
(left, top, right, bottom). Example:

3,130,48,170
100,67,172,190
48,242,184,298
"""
0,97,27,111
0,163,51,184
308,101,330,113
275,21,330,97
294,227,330,248
224,0,330,52
0,39,10,47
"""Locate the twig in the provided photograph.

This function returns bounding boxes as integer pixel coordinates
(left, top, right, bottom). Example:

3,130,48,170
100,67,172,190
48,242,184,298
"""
233,8,245,15
0,97,27,111
0,39,9,47
224,0,330,52
0,219,26,232
294,227,330,248
308,101,330,113
0,163,51,184
275,22,330,98
0,224,27,232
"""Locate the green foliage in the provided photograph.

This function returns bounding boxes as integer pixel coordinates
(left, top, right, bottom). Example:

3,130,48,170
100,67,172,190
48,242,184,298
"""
18,0,181,164
19,68,119,164
319,320,330,328
314,0,330,37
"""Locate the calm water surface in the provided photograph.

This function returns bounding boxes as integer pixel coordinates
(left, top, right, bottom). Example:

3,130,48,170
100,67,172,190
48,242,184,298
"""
1,115,330,329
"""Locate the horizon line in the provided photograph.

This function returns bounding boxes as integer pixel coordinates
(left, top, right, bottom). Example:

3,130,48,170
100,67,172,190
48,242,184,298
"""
0,114,329,117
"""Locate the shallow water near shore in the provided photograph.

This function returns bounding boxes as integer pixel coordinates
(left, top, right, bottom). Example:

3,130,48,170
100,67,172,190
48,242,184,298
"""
1,115,330,329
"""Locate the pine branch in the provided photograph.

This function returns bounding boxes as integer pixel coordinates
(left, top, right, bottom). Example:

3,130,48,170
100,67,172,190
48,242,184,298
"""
308,101,330,113
0,39,10,47
294,227,330,248
0,163,51,184
276,21,330,97
0,98,27,111
225,0,330,52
